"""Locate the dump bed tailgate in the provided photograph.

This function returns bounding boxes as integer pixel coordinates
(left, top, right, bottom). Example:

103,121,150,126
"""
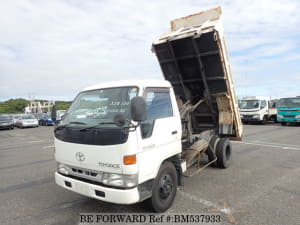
152,7,242,140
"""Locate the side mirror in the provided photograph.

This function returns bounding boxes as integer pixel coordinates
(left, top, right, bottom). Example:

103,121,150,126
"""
51,105,57,122
130,96,146,122
113,114,126,127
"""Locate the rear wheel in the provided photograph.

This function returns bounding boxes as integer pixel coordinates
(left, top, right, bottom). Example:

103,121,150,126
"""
207,135,219,166
147,161,178,212
215,138,232,168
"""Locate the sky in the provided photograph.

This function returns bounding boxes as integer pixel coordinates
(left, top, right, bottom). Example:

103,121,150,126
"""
0,0,300,101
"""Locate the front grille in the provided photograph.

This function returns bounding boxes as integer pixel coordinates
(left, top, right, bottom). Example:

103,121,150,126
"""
283,115,295,118
69,166,103,183
71,168,97,177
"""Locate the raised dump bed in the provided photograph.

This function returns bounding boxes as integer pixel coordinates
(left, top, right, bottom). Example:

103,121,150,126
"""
152,7,242,140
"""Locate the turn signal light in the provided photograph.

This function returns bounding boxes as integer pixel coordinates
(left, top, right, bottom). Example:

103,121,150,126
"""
123,155,137,165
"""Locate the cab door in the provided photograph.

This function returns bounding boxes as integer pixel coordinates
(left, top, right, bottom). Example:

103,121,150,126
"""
260,100,268,119
137,87,182,183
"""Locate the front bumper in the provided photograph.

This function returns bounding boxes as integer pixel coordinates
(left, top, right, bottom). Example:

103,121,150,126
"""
277,117,300,123
21,123,38,127
241,116,261,122
55,172,140,204
0,124,13,129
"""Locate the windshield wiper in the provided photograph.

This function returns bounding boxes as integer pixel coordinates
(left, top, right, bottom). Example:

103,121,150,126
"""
79,122,116,132
55,121,87,131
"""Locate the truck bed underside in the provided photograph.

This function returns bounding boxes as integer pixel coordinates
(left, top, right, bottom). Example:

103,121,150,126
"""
153,31,230,135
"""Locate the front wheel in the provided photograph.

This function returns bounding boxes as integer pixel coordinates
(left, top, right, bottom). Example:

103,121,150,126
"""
261,116,268,125
147,161,178,212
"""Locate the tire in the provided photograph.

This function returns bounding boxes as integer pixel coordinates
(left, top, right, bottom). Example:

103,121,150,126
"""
147,161,178,212
261,116,267,125
207,135,219,166
215,138,232,168
281,122,287,126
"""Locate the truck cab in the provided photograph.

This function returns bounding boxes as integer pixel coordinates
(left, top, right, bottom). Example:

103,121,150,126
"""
239,96,276,124
276,97,300,125
54,80,183,211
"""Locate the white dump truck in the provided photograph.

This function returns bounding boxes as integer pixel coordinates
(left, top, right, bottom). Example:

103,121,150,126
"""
239,96,277,124
52,7,242,212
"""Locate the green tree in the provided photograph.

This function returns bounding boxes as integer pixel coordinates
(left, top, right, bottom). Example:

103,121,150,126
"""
0,99,72,114
0,99,29,113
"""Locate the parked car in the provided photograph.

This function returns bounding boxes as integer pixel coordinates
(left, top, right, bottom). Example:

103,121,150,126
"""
0,114,14,130
16,114,39,128
38,114,54,126
12,114,23,126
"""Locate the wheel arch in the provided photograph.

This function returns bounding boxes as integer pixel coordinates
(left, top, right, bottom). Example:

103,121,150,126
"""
160,154,183,186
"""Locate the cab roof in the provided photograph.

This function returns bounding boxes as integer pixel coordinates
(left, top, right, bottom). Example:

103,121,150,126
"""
82,80,172,92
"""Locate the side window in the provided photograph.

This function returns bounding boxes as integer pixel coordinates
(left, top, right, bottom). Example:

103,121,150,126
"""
141,88,173,139
261,100,266,108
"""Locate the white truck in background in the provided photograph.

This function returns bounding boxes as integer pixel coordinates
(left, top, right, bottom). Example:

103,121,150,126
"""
52,7,242,212
239,96,277,124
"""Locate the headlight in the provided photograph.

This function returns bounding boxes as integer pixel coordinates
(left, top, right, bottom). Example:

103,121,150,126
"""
240,115,244,118
102,173,137,188
57,163,70,175
296,115,300,118
253,114,260,118
277,115,283,118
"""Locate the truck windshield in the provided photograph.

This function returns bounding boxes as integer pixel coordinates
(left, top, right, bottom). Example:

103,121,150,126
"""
239,100,260,109
277,98,300,108
60,87,138,127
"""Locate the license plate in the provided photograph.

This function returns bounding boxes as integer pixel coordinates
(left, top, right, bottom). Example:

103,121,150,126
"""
75,182,90,195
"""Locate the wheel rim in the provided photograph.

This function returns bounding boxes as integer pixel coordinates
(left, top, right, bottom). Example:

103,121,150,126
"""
158,174,173,200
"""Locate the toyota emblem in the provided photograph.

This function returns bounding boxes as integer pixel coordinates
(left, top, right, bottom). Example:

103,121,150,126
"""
75,152,85,162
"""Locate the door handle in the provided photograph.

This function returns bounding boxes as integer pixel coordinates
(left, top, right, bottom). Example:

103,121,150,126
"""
171,130,177,135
